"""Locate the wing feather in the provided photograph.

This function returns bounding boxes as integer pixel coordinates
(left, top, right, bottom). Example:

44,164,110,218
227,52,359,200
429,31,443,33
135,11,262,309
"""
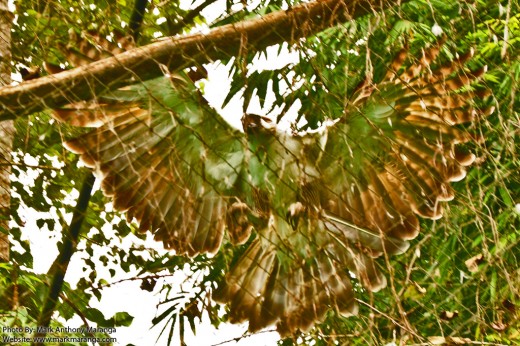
214,214,363,336
49,33,490,336
55,73,245,256
323,42,489,233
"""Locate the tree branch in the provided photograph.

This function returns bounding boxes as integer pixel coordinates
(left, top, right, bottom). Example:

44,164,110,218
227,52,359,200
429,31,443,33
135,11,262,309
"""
169,0,217,36
0,0,405,121
33,172,96,345
0,0,14,262
129,0,149,41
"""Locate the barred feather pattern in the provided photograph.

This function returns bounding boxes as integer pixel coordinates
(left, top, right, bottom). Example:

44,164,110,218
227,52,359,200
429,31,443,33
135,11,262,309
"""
47,33,490,336
48,32,244,256
215,43,491,335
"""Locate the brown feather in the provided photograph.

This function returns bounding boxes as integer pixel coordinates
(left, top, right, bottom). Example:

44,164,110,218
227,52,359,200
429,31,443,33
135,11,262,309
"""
226,201,253,244
48,33,491,336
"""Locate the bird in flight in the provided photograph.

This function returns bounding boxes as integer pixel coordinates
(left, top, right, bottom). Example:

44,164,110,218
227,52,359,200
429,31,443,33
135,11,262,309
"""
48,31,490,335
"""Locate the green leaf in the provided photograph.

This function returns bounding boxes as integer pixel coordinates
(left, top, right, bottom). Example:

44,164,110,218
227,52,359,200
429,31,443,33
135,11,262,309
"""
498,187,513,207
152,303,178,325
84,307,109,326
110,311,134,327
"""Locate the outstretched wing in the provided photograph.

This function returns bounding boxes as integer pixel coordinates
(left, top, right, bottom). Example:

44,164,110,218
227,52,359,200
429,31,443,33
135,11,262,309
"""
214,42,490,335
69,77,245,256
321,44,489,243
49,32,489,336
49,32,246,256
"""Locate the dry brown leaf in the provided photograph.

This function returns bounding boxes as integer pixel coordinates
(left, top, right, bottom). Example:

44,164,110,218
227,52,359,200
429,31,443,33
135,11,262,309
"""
464,253,484,273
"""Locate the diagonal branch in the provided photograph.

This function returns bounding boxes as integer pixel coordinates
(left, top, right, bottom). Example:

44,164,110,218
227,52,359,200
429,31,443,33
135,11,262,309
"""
0,0,405,121
168,0,217,36
33,172,96,345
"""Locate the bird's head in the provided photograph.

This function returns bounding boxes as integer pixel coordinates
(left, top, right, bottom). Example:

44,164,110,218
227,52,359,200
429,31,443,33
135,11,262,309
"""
241,113,275,135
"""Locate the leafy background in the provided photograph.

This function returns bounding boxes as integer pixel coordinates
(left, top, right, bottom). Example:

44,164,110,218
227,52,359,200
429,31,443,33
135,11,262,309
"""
0,0,519,344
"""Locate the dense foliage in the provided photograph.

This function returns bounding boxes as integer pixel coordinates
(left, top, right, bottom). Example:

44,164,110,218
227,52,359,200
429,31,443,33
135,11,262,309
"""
1,0,518,344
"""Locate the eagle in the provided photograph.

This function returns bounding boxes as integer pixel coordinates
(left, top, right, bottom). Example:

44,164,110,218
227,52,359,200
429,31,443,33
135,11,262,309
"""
47,31,490,335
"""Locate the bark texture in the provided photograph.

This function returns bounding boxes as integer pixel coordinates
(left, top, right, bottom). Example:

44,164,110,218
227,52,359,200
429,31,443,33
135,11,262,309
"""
0,0,13,262
0,0,404,121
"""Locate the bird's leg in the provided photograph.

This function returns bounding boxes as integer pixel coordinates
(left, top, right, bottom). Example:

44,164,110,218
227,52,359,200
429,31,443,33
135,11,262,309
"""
286,201,305,230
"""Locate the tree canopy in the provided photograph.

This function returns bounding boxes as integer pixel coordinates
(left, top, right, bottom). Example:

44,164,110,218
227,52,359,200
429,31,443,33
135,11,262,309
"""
0,0,518,345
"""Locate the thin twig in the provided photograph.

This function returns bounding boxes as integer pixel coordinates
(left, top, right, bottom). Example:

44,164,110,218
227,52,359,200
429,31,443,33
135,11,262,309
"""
0,162,61,170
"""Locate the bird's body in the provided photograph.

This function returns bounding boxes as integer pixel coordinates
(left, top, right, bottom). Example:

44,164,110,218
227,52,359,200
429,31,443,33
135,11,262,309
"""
48,31,490,335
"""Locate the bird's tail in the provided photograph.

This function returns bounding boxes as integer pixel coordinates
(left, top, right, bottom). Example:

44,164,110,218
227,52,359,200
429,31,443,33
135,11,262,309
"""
213,213,390,336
